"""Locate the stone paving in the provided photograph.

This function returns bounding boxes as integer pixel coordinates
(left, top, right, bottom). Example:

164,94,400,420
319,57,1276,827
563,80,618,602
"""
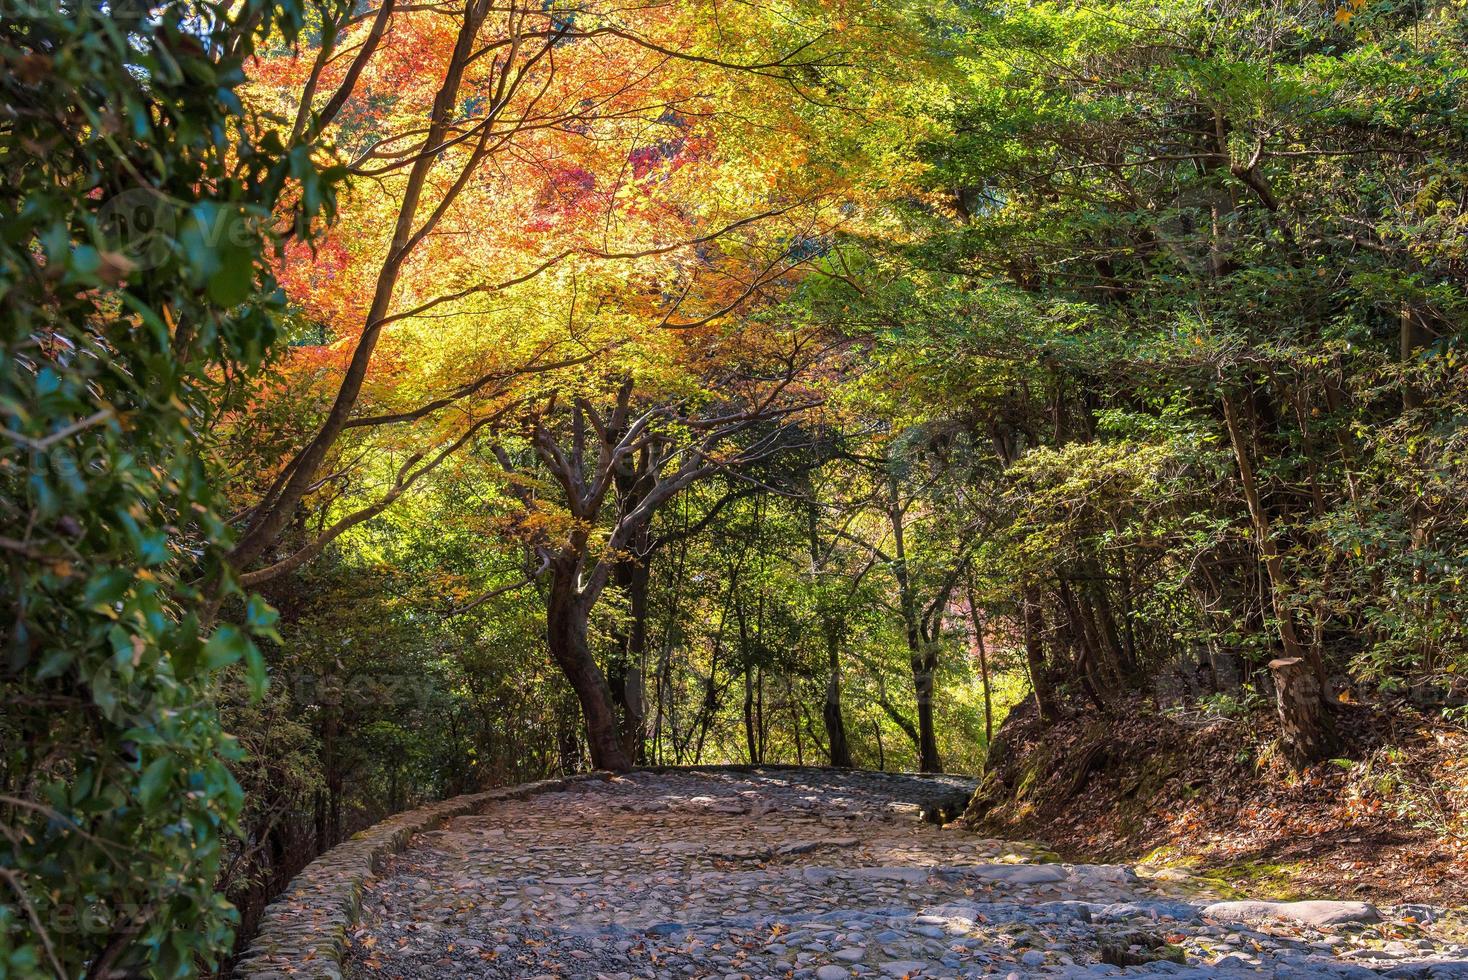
343,768,1468,979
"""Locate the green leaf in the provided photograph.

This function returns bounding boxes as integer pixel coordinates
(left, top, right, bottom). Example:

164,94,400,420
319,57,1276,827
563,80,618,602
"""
137,756,176,809
34,648,72,680
244,595,278,631
84,569,132,610
202,625,246,671
208,241,255,307
244,642,268,700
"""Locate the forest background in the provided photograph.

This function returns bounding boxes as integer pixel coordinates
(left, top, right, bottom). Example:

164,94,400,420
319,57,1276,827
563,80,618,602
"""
4,0,1468,974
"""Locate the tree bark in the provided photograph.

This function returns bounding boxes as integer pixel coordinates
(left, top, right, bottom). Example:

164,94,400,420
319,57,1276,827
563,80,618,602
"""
1269,656,1337,769
743,663,759,764
822,621,852,767
1022,587,1060,723
229,0,492,572
1220,384,1329,690
786,676,803,765
807,499,852,767
546,563,632,772
912,647,942,773
608,554,650,764
887,476,942,773
963,567,993,746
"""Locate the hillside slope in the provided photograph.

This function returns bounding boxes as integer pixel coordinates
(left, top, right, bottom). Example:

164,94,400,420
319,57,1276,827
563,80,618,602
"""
963,695,1468,909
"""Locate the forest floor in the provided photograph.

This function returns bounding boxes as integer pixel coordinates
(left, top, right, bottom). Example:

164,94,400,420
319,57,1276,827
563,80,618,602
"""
343,768,1467,978
964,695,1468,913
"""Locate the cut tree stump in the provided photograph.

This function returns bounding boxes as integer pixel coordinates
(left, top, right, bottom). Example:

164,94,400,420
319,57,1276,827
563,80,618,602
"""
1269,656,1337,769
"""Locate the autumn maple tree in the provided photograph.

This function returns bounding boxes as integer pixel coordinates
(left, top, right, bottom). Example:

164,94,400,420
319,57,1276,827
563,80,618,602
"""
229,0,865,585
224,0,920,769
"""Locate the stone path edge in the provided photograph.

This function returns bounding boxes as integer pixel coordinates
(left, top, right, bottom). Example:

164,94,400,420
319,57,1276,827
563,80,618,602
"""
232,773,611,980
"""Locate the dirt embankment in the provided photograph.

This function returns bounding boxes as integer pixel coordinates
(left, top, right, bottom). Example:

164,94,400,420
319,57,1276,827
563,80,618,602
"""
962,695,1468,909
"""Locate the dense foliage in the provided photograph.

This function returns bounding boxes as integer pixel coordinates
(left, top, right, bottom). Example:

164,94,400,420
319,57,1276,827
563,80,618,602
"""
5,0,1468,973
859,0,1468,727
0,0,339,972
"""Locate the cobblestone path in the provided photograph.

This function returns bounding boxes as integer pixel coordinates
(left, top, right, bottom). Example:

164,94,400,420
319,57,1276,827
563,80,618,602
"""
345,768,1467,979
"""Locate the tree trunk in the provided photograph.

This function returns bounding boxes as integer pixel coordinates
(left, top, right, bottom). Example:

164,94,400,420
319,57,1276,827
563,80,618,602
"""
1220,385,1329,690
555,689,584,774
227,0,491,574
912,645,942,773
1059,576,1113,692
822,621,852,767
962,565,994,745
786,676,803,766
1269,656,1337,769
805,498,852,767
317,706,341,851
886,477,941,773
756,663,767,762
1022,587,1060,723
743,663,759,764
546,566,632,772
1401,304,1430,412
609,556,650,764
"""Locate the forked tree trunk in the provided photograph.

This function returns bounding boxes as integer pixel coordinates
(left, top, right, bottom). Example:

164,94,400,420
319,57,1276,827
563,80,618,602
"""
1269,656,1337,769
546,568,632,772
886,478,942,773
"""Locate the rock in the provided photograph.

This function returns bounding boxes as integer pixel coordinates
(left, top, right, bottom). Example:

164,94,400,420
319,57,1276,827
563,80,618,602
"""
816,967,849,980
963,864,1068,884
845,866,932,883
1036,901,1094,922
1394,904,1445,925
1210,953,1251,970
1202,900,1382,929
1342,947,1407,960
1098,931,1187,967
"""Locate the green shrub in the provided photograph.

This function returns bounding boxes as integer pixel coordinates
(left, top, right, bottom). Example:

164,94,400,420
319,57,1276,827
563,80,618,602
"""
0,0,338,973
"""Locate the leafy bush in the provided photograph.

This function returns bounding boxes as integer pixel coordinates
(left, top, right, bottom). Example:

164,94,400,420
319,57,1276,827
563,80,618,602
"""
0,0,338,973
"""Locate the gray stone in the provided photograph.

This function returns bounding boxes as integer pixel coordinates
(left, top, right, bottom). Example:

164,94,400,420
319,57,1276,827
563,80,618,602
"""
1202,900,1382,929
965,864,1069,884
